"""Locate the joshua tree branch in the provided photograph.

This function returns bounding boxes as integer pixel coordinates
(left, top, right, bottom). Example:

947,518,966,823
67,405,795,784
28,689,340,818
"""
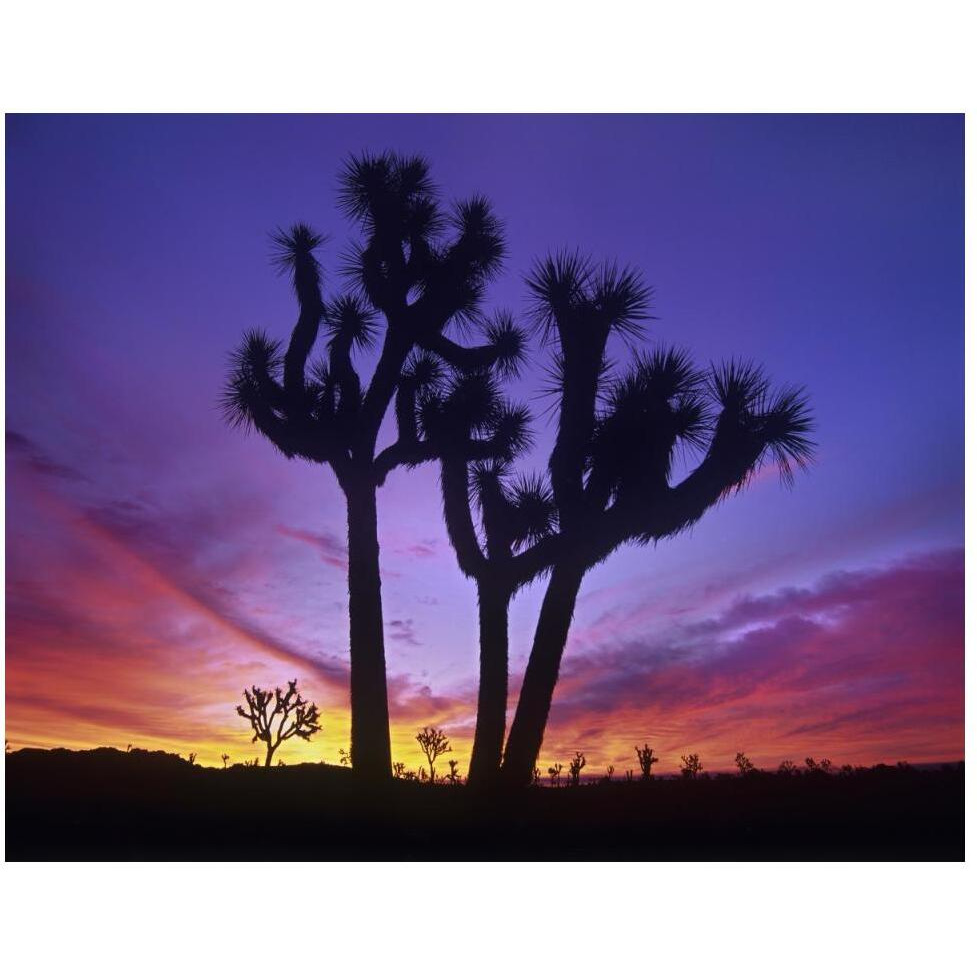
418,334,506,373
439,458,487,578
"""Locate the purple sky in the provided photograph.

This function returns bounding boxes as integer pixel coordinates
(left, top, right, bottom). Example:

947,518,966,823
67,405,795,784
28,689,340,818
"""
5,114,964,769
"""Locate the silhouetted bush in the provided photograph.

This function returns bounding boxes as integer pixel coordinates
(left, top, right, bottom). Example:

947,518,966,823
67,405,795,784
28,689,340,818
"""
568,752,587,787
734,752,755,777
415,727,451,785
635,743,660,780
778,759,797,776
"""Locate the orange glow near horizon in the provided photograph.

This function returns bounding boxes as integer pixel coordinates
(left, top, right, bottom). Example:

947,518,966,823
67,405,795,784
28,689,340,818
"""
5,461,964,777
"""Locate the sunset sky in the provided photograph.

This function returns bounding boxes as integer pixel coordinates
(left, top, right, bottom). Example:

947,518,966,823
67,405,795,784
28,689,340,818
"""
5,114,964,774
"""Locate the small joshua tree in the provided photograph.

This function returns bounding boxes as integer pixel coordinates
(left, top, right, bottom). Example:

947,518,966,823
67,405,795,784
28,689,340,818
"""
734,752,755,777
392,761,406,779
604,765,615,782
416,727,451,785
187,752,197,766
446,759,461,785
778,759,797,777
680,754,703,780
236,679,322,766
568,752,587,786
339,747,352,767
547,763,563,787
805,757,833,775
625,770,634,783
635,743,660,780
532,766,541,786
221,753,230,769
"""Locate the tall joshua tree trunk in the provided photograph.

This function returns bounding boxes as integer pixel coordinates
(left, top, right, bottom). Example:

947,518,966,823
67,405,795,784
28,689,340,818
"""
500,560,587,787
468,581,510,788
345,471,391,780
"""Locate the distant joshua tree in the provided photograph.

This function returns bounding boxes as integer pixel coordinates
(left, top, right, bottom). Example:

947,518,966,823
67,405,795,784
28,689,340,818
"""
339,747,352,767
236,679,322,766
416,727,452,785
778,759,797,777
635,743,660,780
187,752,197,766
221,753,230,769
392,761,406,779
804,757,833,775
568,752,587,786
532,766,541,786
547,763,563,787
446,759,462,785
625,770,634,783
604,765,615,782
680,754,703,780
734,752,756,777
223,154,523,783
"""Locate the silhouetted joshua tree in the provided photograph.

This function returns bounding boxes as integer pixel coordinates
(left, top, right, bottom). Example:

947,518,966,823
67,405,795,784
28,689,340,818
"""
431,377,551,786
416,726,452,785
236,679,322,766
223,153,524,782
446,759,461,785
734,752,756,777
547,763,563,787
221,753,230,769
635,743,660,780
680,754,703,780
778,759,797,776
494,254,813,786
568,751,587,786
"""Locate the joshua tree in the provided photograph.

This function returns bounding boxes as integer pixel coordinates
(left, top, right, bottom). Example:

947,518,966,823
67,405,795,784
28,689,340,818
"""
532,766,541,786
236,679,322,766
805,757,833,775
338,747,351,767
416,726,452,785
680,753,703,780
446,758,462,785
635,743,660,780
221,753,230,768
547,763,563,787
187,752,197,766
604,765,615,782
432,390,555,786
392,761,406,779
568,751,587,786
223,153,525,782
493,254,813,786
778,759,797,776
734,752,756,777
